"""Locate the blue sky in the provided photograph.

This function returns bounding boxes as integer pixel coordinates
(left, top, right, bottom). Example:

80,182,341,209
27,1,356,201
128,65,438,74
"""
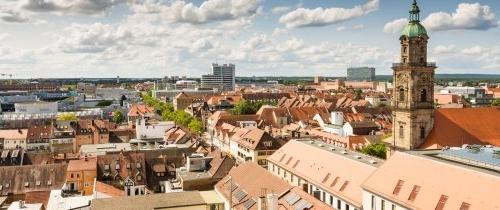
1,0,500,78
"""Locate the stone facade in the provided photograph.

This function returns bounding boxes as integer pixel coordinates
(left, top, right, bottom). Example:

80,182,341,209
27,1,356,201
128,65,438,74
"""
392,7,436,150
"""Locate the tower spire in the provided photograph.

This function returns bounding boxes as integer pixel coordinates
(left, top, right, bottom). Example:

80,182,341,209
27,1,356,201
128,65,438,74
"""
409,0,420,22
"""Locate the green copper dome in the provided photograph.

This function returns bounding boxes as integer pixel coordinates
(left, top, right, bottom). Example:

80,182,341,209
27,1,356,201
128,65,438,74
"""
401,0,427,37
401,22,427,38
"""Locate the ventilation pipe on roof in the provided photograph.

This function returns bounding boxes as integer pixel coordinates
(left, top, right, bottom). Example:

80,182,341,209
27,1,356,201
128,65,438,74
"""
258,189,278,210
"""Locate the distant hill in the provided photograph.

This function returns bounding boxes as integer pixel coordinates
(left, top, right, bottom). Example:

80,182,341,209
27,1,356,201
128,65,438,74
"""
376,74,500,81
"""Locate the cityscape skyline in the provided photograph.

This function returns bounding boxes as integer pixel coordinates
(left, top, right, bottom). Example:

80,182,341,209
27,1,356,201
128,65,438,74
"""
1,0,500,78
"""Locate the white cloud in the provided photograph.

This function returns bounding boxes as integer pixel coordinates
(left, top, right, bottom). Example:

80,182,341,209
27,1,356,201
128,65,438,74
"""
0,8,29,23
161,0,263,24
21,0,127,15
271,6,291,14
279,0,379,28
461,46,483,55
0,33,10,42
433,45,455,54
271,28,288,36
337,24,365,32
383,18,408,34
423,3,498,31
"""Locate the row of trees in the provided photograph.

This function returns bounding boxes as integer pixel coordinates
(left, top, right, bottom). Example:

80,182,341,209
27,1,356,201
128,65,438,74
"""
142,92,203,134
230,99,277,115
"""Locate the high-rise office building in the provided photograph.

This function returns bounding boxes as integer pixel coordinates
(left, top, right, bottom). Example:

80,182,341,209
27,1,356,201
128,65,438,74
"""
201,63,235,91
347,67,376,81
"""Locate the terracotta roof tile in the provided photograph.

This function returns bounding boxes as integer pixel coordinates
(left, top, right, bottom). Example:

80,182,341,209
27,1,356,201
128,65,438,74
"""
421,108,500,149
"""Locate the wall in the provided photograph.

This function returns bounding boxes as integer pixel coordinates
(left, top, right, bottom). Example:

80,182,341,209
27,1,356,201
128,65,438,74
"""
362,190,408,210
268,161,361,210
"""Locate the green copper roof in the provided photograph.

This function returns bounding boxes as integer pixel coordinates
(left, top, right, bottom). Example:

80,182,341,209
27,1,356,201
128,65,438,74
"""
402,22,427,38
401,0,427,37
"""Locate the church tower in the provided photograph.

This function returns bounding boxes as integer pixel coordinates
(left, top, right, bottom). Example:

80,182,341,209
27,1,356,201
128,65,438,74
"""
392,0,436,150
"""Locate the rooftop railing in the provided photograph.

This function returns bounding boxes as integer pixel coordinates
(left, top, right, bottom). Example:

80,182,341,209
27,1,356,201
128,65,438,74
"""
392,62,436,68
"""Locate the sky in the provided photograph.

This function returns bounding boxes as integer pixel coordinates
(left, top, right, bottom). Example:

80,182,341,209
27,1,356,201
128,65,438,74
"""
1,0,500,78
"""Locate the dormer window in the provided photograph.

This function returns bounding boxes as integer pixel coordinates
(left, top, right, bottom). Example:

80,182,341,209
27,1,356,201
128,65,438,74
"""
136,163,142,169
104,164,110,171
126,163,131,169
115,163,121,170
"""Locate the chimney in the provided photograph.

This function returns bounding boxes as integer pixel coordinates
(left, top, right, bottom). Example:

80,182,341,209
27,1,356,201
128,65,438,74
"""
19,200,26,209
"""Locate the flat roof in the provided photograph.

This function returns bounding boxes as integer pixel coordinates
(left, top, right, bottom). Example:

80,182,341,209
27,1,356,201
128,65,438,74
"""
410,147,500,175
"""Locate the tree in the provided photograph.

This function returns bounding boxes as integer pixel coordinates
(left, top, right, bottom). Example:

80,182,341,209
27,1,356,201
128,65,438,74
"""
174,111,193,127
231,100,277,115
57,113,78,121
96,100,113,107
113,111,124,124
360,143,387,159
492,99,500,106
188,119,204,134
354,89,363,100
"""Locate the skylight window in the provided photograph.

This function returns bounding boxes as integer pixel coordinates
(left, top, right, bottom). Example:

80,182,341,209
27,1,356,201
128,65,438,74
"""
408,185,421,201
393,180,405,195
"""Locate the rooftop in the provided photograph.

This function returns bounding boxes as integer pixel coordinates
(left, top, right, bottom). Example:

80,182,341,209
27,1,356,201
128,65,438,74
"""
362,152,500,210
90,191,223,210
268,139,383,207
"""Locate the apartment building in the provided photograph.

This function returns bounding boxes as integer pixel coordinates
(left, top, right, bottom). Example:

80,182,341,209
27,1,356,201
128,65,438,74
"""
268,139,383,210
65,157,97,196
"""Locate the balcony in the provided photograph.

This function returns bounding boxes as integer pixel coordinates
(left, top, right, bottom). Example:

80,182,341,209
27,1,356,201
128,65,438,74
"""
392,62,436,68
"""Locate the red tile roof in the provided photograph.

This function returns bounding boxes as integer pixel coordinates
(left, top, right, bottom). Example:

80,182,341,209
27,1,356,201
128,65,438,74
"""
421,107,500,149
362,152,500,210
95,181,124,197
67,157,97,172
127,104,155,117
268,140,378,207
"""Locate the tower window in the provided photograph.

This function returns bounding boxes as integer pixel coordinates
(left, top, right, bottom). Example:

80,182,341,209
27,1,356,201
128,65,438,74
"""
399,88,405,102
399,125,404,139
420,127,426,139
420,89,427,102
403,46,407,53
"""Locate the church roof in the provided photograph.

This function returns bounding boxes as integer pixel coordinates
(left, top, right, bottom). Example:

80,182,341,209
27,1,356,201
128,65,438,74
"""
421,107,500,149
401,0,427,38
401,22,427,38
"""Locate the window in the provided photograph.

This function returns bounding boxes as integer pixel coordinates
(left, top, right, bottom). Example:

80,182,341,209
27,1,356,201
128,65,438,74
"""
399,88,405,101
137,175,142,181
408,185,421,201
346,204,350,210
76,173,80,178
399,125,404,139
403,46,407,53
381,200,385,210
420,127,426,139
420,89,427,102
322,192,326,201
371,195,375,210
330,195,334,206
393,180,405,195
337,200,341,209
70,173,74,178
435,195,448,210
392,204,396,210
459,202,471,210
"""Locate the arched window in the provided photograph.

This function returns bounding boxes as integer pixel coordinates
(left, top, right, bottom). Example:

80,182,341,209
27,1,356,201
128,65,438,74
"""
399,88,405,102
420,127,426,139
399,125,404,139
420,89,427,102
